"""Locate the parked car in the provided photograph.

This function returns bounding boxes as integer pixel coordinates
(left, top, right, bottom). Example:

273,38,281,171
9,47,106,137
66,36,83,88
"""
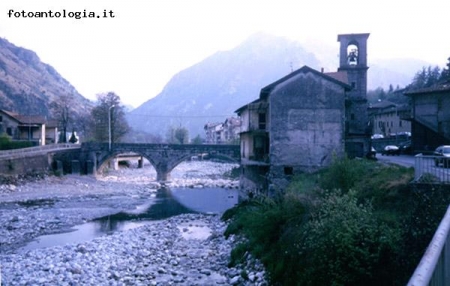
381,145,400,156
434,145,450,168
371,134,384,139
399,141,412,154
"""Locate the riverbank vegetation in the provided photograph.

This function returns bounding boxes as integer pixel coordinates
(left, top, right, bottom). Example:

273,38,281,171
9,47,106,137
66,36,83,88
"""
222,158,450,285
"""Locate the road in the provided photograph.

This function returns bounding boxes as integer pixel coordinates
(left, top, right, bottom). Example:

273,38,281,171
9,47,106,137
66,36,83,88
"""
377,153,450,183
376,153,415,168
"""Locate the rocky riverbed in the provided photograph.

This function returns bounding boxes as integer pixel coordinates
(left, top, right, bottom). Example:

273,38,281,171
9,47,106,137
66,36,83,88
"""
0,161,268,285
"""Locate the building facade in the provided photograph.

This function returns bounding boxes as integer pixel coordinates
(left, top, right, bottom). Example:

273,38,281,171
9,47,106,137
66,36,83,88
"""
0,109,58,146
236,33,371,193
369,101,411,137
204,117,241,144
404,83,450,152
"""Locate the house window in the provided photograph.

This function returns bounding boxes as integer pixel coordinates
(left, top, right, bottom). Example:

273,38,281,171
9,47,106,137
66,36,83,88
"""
350,113,355,120
0,115,2,122
6,127,12,136
284,166,294,175
258,113,266,130
351,82,356,89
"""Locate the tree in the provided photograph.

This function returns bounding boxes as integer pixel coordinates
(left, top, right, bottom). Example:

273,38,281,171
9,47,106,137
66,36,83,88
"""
411,67,427,89
175,127,189,144
166,126,189,144
68,130,78,143
49,94,72,143
88,92,130,144
191,134,203,144
440,57,450,82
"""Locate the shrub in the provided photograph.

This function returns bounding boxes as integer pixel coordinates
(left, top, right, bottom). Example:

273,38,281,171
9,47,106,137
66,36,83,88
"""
0,133,33,150
223,158,432,285
223,193,307,283
296,189,402,285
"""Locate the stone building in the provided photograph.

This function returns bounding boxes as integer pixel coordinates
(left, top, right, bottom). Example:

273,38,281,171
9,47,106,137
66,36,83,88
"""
404,83,450,152
369,101,411,137
236,33,371,192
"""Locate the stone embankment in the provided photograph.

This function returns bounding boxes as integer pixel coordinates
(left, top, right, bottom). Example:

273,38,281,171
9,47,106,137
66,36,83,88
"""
0,161,268,286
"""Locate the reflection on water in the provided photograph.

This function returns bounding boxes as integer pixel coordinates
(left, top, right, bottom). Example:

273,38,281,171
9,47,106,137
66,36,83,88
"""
20,187,238,251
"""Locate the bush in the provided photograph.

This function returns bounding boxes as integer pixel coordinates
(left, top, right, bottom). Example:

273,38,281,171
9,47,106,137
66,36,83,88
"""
223,158,441,285
223,193,307,283
296,189,401,285
0,134,33,150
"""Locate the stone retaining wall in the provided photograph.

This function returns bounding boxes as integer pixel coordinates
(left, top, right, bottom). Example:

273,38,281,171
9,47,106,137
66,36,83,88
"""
0,153,51,175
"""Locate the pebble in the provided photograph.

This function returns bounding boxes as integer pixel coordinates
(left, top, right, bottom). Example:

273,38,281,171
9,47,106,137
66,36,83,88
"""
0,161,267,285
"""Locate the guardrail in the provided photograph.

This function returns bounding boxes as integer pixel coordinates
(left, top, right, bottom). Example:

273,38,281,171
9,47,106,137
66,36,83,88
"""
414,154,450,184
407,205,450,286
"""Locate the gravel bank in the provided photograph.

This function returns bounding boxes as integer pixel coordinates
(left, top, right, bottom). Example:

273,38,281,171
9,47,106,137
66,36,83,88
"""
0,161,268,285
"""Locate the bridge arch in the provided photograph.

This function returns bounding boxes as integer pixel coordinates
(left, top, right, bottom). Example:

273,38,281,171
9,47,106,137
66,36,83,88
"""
96,151,147,173
78,142,240,181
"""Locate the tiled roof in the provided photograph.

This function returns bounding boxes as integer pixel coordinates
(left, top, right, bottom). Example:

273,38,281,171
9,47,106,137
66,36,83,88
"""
325,71,349,85
0,109,46,124
404,82,450,95
260,65,352,97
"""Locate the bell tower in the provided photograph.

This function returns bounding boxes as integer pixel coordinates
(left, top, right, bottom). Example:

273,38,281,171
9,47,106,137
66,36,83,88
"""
337,33,371,158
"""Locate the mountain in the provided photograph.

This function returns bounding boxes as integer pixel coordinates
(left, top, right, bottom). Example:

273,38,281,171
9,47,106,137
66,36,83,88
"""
0,38,92,120
128,33,432,139
127,33,320,138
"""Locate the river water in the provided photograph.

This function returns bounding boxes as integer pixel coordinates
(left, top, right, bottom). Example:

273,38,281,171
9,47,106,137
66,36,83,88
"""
19,186,239,251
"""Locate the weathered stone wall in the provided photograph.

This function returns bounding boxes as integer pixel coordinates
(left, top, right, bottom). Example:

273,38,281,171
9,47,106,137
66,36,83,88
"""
269,72,346,173
52,149,82,174
239,165,269,195
0,154,51,175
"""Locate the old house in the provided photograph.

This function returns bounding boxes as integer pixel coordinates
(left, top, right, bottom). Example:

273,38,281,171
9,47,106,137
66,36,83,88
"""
204,117,241,144
236,33,371,192
0,109,58,146
204,122,224,143
404,83,450,152
369,101,411,137
222,117,241,143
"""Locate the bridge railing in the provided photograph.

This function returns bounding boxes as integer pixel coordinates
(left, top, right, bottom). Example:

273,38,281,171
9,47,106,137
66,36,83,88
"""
0,143,80,159
414,154,450,184
407,205,450,286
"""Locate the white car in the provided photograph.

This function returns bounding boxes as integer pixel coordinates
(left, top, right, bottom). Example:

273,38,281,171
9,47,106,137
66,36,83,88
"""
371,134,384,139
434,145,450,168
381,145,400,156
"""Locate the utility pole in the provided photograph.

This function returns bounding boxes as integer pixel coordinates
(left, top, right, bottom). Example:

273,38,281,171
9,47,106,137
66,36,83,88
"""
108,105,115,151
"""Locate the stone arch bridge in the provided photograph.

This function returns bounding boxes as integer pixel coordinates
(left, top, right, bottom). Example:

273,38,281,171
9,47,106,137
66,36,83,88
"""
78,142,240,181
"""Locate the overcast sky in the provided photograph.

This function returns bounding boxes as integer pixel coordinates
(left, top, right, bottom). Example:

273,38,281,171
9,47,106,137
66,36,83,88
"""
1,0,449,107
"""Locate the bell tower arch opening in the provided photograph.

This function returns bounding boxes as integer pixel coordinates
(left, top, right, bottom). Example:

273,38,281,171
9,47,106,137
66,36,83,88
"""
337,33,371,158
347,43,359,66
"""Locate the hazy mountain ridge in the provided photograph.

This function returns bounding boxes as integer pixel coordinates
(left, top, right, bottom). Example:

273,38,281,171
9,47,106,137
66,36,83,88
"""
0,38,92,119
128,33,431,138
128,33,321,137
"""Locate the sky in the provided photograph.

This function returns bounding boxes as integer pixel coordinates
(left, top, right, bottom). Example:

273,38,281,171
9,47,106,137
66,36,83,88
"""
0,0,449,108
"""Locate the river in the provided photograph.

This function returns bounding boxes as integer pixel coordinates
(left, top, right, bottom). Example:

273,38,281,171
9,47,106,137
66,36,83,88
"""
0,160,268,285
